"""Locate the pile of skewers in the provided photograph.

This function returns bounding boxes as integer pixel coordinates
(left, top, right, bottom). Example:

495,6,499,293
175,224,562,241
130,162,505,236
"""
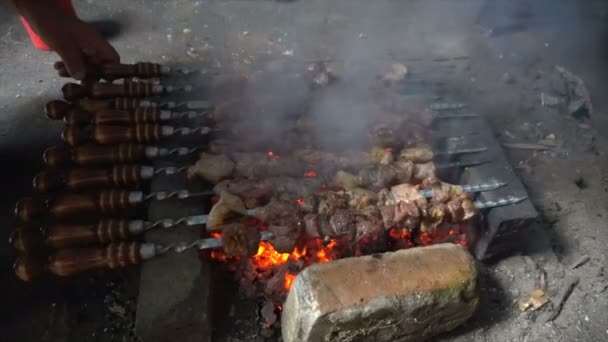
10,59,525,283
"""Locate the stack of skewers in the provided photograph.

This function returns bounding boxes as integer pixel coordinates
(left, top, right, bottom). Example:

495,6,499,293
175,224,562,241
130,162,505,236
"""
10,60,525,283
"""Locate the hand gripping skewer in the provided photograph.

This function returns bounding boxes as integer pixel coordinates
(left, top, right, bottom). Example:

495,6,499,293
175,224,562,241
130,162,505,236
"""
13,196,527,282
46,100,209,125
61,124,216,146
54,61,170,81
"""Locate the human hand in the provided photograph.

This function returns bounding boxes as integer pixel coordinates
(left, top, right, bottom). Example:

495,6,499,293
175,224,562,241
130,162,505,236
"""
15,0,120,80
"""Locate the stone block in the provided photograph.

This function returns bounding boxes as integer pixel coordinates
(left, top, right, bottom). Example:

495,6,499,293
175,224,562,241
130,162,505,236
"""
282,244,478,342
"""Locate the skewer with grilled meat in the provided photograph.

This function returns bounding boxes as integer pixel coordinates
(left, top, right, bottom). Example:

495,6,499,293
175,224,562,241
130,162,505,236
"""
206,180,476,252
206,160,436,209
333,160,436,190
187,146,436,184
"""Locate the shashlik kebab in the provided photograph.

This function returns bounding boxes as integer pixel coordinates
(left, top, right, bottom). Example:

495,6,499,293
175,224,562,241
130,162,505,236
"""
13,195,527,282
41,142,487,172
186,146,485,186
16,170,502,223
12,180,505,252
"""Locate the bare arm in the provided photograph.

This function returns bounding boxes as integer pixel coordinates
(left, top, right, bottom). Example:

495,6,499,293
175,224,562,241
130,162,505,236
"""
10,0,120,79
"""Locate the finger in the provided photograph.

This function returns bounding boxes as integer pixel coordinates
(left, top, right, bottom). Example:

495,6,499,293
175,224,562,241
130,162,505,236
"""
53,42,87,80
82,32,120,64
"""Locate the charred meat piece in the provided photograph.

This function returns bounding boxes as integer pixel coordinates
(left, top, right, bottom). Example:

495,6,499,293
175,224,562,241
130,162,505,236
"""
329,209,357,241
389,183,426,207
378,201,421,231
400,145,434,163
254,197,300,223
214,178,274,209
213,177,325,208
412,162,436,183
232,152,306,179
221,223,261,257
354,207,384,242
317,191,348,216
346,188,378,209
188,152,235,183
268,223,303,254
355,160,415,190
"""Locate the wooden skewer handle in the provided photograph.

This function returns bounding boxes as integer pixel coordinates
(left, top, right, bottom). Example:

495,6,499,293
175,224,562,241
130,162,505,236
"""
33,166,148,192
44,144,150,167
14,242,147,281
46,100,163,124
55,61,165,81
15,190,136,222
62,125,164,146
11,219,138,252
76,98,150,111
62,82,163,100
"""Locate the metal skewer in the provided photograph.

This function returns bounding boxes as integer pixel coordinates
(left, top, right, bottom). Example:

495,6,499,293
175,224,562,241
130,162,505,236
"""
429,102,467,111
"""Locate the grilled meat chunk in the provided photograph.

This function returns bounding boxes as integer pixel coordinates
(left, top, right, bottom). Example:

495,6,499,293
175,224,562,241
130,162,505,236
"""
317,191,348,216
188,152,235,183
268,223,302,254
221,223,261,257
207,191,248,231
400,145,434,163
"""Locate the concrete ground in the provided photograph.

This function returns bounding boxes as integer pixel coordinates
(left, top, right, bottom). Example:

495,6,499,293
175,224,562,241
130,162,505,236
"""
1,0,607,341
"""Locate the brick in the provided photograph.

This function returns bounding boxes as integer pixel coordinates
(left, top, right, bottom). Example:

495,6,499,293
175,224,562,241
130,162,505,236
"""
281,244,478,342
135,170,212,342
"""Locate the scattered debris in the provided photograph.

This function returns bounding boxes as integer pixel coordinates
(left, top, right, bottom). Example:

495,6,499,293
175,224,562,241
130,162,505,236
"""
570,255,590,270
503,142,549,151
282,49,294,57
260,301,277,326
241,31,249,37
555,65,593,118
519,288,550,312
108,303,127,320
183,28,192,35
574,176,588,190
539,276,579,323
382,62,408,82
186,47,199,59
578,123,591,130
541,92,562,107
358,33,368,39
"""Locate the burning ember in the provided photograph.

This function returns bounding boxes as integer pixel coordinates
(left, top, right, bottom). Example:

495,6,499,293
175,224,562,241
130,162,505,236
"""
207,220,469,302
303,170,317,178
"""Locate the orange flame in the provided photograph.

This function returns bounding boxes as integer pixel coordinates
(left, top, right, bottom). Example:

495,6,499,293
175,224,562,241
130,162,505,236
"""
284,273,296,290
304,170,317,178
